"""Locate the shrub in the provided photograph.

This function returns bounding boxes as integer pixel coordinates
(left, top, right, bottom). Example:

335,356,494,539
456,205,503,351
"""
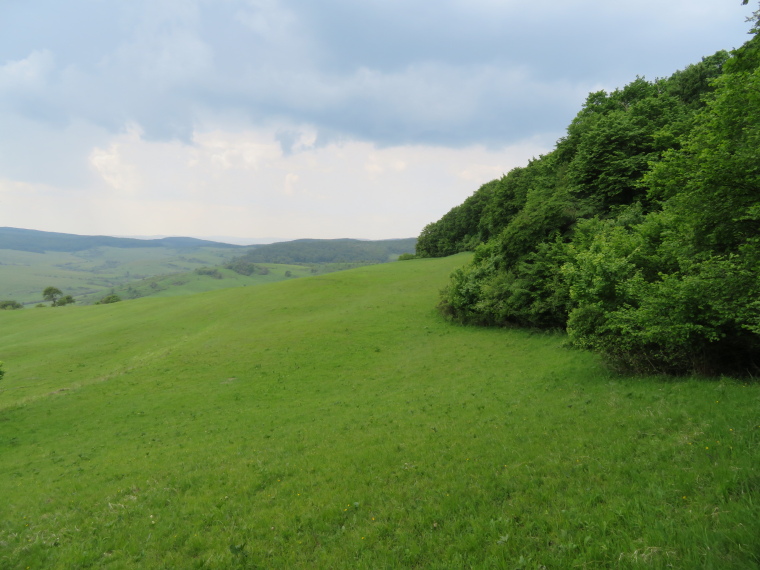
58,295,75,306
195,267,223,279
225,260,257,276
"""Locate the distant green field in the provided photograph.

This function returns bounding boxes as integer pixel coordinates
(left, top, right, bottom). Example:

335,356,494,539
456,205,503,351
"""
76,262,381,305
75,264,311,305
0,240,411,307
0,246,245,305
0,255,758,568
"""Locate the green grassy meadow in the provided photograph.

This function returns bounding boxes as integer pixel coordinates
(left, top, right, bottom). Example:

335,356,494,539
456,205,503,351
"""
75,263,314,305
0,254,758,568
0,244,388,306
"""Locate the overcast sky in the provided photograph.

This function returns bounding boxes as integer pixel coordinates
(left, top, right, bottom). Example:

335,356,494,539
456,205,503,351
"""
0,0,755,242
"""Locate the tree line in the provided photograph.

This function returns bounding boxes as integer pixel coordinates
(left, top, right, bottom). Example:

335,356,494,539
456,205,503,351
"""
417,17,760,376
236,238,417,265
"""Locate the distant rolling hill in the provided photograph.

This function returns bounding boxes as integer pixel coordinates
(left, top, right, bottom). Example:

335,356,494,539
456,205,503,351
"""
235,237,417,264
0,227,242,253
0,228,416,305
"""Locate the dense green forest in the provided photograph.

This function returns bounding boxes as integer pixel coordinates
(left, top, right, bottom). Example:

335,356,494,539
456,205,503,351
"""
417,16,760,376
236,237,416,264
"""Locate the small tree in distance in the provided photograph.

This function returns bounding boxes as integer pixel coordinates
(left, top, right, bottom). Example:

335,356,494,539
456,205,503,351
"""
43,286,62,305
43,287,75,307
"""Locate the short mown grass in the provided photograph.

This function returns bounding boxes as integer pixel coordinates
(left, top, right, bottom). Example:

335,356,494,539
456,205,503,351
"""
0,254,758,568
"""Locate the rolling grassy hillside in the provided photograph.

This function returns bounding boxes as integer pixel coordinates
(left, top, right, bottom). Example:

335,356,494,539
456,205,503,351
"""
0,229,416,306
0,255,758,568
0,246,246,305
75,263,317,305
0,227,241,253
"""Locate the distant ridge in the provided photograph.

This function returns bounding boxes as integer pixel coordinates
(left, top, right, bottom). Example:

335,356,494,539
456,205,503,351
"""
236,237,417,264
0,227,242,253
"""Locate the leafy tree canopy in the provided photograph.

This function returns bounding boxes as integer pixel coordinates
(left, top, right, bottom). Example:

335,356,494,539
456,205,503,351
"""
43,287,75,307
419,20,760,376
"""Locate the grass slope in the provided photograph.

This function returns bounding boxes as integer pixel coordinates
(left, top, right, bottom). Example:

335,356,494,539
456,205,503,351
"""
0,255,758,568
76,264,316,305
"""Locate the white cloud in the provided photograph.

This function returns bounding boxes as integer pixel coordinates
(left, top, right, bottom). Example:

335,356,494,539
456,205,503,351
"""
0,50,55,92
0,124,552,239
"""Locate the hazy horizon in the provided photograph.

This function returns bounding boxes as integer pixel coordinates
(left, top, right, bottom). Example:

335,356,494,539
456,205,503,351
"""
1,225,416,247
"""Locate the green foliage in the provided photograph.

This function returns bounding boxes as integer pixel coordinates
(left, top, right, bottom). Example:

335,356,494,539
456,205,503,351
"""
194,267,223,279
0,360,4,381
42,286,63,305
565,78,691,210
664,51,730,107
416,180,499,257
439,236,573,329
42,286,74,306
224,259,269,276
96,294,122,305
239,238,416,264
562,31,760,375
427,30,760,376
397,253,416,260
58,294,75,306
0,300,23,310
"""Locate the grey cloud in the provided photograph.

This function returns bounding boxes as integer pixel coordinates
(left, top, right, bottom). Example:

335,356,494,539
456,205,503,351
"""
0,0,755,154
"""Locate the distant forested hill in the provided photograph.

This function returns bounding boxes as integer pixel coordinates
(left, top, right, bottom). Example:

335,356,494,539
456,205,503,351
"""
234,238,416,264
0,227,241,253
417,17,760,376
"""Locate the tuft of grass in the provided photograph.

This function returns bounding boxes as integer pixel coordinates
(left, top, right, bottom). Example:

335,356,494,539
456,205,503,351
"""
0,253,758,568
